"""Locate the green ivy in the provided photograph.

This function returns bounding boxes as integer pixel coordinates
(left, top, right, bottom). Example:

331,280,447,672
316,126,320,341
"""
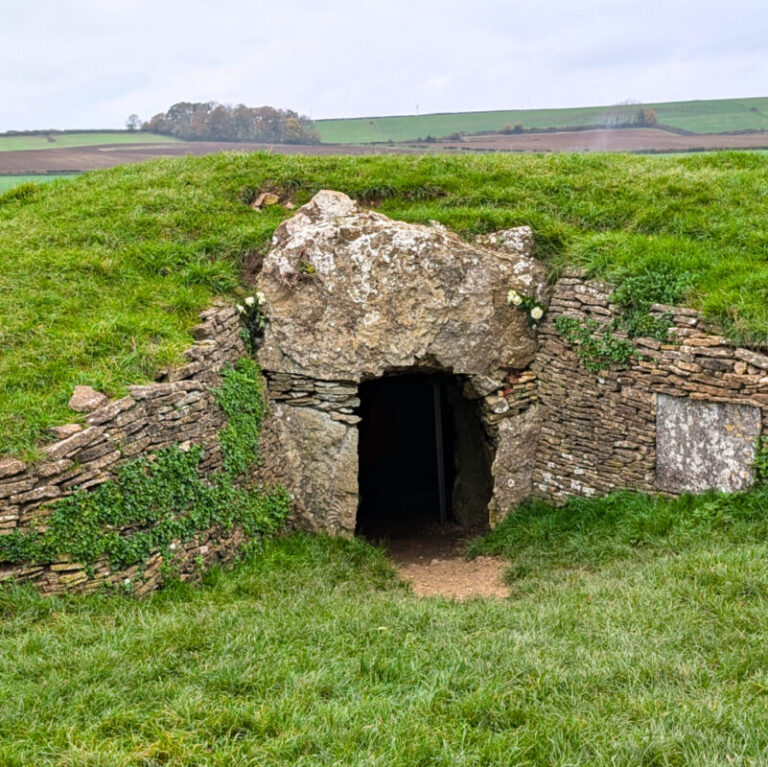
213,357,266,478
554,316,641,373
612,264,694,343
556,266,694,373
0,358,289,576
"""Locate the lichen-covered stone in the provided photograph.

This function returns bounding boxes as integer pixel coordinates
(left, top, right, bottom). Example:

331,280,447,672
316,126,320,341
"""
268,403,359,536
49,424,83,440
656,394,761,493
68,386,108,413
257,191,548,395
488,407,540,526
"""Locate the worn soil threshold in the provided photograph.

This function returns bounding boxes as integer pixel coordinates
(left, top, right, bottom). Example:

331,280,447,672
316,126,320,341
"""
366,524,511,600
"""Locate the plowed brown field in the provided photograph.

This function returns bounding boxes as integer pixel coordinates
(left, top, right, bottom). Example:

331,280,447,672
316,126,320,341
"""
0,140,411,174
414,127,768,153
3,128,768,175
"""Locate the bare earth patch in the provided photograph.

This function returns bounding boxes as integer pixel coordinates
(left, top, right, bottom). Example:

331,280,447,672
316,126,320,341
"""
383,527,510,600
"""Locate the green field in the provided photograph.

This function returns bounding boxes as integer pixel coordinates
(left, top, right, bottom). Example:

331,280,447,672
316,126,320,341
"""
0,131,179,152
317,96,768,143
3,485,768,765
2,151,768,458
0,174,74,192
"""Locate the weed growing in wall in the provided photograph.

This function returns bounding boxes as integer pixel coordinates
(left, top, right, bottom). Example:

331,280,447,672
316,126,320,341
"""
0,358,289,578
554,316,640,373
556,265,694,373
612,264,694,342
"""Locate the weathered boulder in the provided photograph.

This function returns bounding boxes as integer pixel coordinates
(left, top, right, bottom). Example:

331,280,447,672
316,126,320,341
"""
257,191,549,396
68,386,108,413
268,403,359,536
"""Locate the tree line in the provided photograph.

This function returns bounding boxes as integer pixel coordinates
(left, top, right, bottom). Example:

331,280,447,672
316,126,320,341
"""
128,102,320,144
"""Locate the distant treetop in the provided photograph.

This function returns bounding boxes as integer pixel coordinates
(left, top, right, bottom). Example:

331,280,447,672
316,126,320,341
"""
142,102,320,144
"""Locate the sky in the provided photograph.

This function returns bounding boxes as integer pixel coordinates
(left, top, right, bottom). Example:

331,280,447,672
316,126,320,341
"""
3,0,768,130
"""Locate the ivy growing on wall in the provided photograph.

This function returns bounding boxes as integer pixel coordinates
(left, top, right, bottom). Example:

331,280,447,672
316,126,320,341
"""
556,266,694,373
0,358,289,575
554,316,641,373
214,357,267,478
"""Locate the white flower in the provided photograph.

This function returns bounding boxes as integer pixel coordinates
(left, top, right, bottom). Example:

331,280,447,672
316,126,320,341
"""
236,304,245,314
245,296,255,307
507,289,523,306
530,306,544,321
255,291,266,305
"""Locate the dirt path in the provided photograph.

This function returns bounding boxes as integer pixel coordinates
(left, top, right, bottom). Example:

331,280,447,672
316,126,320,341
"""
382,526,510,600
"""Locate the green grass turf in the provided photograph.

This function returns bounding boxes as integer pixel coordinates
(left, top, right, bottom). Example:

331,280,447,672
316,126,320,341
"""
3,486,768,765
0,131,179,152
317,96,768,143
2,150,768,458
0,174,74,192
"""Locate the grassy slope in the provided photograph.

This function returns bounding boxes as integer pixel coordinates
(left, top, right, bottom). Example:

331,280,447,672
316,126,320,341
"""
3,492,768,766
317,96,768,143
2,150,768,457
0,174,73,193
0,132,179,152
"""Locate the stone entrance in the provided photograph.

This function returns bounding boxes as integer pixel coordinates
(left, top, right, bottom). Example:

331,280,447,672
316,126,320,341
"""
254,190,550,536
356,373,492,540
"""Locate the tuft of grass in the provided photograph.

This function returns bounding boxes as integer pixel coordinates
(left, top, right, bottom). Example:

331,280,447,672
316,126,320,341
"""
3,151,768,456
4,517,768,763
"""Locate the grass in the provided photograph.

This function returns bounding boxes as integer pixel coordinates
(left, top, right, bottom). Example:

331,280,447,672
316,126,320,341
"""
4,488,768,765
2,150,768,457
317,96,768,143
0,174,75,193
0,131,179,152
470,488,768,590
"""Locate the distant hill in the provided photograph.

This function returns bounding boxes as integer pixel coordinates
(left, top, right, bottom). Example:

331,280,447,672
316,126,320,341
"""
316,96,768,143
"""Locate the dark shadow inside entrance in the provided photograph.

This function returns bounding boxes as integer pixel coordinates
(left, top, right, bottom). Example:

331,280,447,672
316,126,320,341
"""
355,373,493,541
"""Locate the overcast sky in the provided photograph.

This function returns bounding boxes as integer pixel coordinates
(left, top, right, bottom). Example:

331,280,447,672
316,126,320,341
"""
3,0,768,130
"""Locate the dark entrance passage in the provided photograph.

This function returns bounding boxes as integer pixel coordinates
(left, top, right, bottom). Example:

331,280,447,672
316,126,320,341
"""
356,373,493,541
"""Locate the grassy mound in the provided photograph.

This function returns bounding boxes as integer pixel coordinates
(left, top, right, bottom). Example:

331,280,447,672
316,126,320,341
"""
4,505,768,765
2,150,768,457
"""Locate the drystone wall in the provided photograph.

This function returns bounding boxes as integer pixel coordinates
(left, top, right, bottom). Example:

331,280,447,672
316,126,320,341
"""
0,303,249,594
533,270,768,501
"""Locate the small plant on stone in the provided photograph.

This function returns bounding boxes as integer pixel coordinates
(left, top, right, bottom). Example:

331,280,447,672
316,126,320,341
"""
298,259,316,276
507,289,546,328
236,292,266,351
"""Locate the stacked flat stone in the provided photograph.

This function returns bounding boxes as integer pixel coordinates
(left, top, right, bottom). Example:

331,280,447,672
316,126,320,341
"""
0,301,248,594
533,269,768,502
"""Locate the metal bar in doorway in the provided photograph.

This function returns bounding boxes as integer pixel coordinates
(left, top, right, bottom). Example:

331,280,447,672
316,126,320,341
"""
433,380,448,526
